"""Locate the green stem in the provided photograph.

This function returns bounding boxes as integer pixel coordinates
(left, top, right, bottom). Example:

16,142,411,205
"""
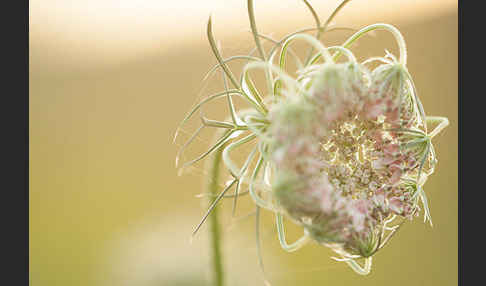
248,0,266,61
207,144,225,286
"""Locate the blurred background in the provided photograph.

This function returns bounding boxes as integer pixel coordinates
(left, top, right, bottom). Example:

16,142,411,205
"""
30,0,457,285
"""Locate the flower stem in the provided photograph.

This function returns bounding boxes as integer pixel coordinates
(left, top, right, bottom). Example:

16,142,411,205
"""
207,145,225,286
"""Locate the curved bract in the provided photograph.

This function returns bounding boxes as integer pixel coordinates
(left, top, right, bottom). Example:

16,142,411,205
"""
175,0,449,280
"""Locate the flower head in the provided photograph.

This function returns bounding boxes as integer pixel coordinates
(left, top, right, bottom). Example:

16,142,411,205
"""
175,0,449,278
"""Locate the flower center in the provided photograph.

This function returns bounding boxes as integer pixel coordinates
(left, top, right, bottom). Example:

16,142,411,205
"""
321,114,398,202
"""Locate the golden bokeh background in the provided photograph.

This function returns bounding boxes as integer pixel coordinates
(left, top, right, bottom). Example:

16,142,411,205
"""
30,1,457,285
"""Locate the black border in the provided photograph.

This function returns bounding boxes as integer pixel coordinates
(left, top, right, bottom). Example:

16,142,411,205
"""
4,0,29,283
458,0,482,284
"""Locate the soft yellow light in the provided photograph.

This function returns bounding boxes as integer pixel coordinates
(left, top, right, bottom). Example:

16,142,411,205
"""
30,0,456,72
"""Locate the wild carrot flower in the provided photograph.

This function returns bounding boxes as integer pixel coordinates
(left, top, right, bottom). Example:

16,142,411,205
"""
174,0,449,280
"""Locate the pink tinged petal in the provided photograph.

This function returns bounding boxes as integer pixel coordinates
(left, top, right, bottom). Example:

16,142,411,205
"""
373,154,395,169
372,130,383,141
324,110,339,122
402,204,413,217
389,168,403,185
352,213,366,232
388,197,403,214
372,188,386,207
370,106,384,117
384,143,399,155
347,199,371,232
317,175,334,213
320,196,333,213
384,156,397,166
354,199,369,214
334,196,348,210
386,109,399,123
372,159,384,169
